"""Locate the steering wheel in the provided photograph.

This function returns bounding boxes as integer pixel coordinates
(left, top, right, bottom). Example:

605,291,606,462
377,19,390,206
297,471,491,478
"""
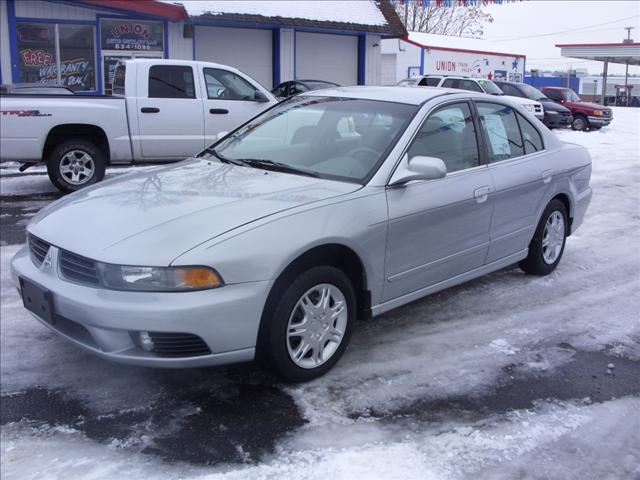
346,147,379,166
216,87,228,99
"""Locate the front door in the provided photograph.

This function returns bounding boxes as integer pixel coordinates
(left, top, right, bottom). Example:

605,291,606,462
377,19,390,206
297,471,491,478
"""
136,64,205,159
384,101,494,301
200,67,272,146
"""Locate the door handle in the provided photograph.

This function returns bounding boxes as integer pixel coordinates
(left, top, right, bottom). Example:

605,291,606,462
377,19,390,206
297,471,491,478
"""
542,169,554,184
474,186,491,203
141,107,160,113
209,108,229,114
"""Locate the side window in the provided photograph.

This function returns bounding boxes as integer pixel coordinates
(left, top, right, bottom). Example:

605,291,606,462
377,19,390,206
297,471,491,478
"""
458,79,483,92
441,78,459,89
425,77,441,87
476,102,524,162
499,84,522,97
545,89,562,101
272,83,287,98
148,65,195,99
203,68,258,101
418,77,428,86
407,102,480,174
517,112,544,154
290,82,308,95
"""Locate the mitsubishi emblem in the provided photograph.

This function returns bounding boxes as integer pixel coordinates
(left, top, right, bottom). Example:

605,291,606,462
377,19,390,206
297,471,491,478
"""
41,249,53,270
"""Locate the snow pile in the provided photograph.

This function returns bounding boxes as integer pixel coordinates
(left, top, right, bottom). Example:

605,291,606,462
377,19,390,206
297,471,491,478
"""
165,1,388,26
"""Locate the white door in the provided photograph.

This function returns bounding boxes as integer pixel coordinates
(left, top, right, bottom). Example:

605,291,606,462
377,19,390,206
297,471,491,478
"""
381,54,397,85
295,32,358,86
200,66,273,146
194,26,273,88
136,64,205,159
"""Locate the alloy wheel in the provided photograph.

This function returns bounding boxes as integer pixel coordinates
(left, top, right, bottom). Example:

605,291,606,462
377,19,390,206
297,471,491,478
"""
542,210,565,264
59,150,95,185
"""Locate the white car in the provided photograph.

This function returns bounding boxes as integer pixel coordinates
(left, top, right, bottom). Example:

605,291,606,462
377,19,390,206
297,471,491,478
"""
0,59,277,192
400,75,544,121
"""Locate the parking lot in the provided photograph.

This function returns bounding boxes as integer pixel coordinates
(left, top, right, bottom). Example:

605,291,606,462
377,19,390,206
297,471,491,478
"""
1,108,639,479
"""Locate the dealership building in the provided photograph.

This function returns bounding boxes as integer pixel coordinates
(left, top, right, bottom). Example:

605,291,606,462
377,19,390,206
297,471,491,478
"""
0,0,405,94
381,31,526,85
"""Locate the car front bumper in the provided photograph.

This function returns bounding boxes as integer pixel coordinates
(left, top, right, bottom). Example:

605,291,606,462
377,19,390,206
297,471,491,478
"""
10,245,272,368
543,113,573,128
588,116,613,127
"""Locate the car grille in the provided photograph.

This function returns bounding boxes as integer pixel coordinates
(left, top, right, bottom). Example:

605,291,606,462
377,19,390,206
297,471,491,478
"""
147,332,211,357
534,105,543,114
559,111,572,117
59,250,100,286
28,234,51,267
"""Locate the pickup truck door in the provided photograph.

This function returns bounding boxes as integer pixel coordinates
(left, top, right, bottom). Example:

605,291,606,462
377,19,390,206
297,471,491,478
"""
136,64,205,160
199,67,274,147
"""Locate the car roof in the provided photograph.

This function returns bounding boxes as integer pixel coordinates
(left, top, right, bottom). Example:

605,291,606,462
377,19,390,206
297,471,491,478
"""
301,85,463,105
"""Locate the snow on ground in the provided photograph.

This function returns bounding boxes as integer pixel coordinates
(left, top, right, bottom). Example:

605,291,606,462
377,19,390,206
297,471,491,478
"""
1,108,639,479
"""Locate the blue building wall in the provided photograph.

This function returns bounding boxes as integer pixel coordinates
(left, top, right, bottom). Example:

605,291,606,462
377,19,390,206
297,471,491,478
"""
525,76,580,93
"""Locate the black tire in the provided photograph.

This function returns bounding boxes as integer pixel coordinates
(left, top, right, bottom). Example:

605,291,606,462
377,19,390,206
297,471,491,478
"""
260,266,356,382
519,199,568,276
47,139,106,193
571,114,589,131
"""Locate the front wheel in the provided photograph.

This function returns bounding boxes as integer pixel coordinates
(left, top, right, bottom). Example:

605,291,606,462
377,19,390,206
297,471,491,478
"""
519,199,568,276
571,115,588,131
47,139,106,193
262,266,355,382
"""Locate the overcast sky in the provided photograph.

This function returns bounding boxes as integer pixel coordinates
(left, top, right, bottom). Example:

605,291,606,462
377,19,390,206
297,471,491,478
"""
481,0,640,76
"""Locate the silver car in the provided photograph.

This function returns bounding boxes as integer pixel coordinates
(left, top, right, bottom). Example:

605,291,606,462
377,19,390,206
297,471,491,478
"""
11,87,592,381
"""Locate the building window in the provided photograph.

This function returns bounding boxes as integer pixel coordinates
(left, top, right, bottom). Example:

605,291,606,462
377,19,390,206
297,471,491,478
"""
16,22,96,92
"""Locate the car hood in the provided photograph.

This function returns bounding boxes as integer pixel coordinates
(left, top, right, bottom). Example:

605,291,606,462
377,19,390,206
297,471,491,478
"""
28,159,360,265
503,95,539,106
540,100,571,112
565,101,611,111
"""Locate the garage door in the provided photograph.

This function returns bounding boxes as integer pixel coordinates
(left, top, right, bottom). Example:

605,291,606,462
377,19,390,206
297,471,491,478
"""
381,54,397,85
195,26,273,88
295,32,358,86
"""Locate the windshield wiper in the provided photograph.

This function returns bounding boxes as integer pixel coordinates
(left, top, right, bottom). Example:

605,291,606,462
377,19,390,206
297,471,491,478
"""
236,158,320,178
203,147,246,166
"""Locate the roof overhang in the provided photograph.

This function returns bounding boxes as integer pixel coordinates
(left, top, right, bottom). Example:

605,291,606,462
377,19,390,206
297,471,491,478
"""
77,0,187,21
556,43,640,66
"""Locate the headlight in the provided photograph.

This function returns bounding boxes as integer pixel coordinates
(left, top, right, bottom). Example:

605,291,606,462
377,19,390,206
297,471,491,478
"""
98,264,224,291
546,110,559,115
594,110,603,117
524,104,535,111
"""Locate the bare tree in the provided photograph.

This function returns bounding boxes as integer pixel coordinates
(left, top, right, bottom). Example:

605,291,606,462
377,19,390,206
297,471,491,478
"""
395,2,494,38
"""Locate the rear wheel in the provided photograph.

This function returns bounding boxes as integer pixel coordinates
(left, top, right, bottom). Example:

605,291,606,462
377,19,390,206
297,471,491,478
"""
261,266,355,382
47,139,106,193
519,199,568,276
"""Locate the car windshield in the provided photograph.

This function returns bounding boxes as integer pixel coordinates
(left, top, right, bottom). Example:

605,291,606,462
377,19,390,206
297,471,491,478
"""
520,84,546,101
478,79,503,95
211,96,418,183
564,89,582,102
303,81,338,90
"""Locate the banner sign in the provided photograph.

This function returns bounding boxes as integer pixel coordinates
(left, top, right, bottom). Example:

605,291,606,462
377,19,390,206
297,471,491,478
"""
101,19,163,52
424,48,524,80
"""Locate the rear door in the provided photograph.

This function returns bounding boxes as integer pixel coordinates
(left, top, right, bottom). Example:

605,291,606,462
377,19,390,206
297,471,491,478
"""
136,63,205,159
200,67,274,146
475,101,552,263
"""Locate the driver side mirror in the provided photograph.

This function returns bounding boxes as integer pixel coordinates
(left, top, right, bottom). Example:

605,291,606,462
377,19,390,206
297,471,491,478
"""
389,154,447,186
254,90,270,103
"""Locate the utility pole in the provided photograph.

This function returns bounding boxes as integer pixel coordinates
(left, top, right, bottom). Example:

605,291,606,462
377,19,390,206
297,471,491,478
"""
623,26,634,106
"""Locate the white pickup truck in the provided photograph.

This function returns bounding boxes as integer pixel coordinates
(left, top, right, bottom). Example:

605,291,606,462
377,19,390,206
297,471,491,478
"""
0,59,277,192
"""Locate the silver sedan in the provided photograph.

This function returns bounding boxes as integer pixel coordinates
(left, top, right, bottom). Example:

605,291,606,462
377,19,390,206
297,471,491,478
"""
11,86,592,381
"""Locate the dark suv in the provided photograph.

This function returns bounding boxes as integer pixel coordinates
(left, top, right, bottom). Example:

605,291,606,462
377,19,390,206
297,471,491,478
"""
541,87,613,131
493,80,572,129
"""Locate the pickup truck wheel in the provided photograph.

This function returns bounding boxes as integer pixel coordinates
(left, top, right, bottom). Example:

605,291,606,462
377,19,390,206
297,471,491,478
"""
519,199,568,276
47,139,106,193
262,266,355,382
571,115,588,131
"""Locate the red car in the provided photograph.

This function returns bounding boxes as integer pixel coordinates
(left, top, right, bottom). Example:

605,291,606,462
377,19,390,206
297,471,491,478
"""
541,87,613,131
